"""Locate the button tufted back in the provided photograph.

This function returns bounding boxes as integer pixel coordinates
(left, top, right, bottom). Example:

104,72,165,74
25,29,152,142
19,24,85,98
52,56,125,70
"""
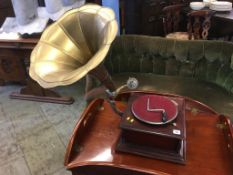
104,35,233,94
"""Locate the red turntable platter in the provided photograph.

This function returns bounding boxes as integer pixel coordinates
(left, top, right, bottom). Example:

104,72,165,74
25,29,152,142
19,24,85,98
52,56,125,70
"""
131,95,178,125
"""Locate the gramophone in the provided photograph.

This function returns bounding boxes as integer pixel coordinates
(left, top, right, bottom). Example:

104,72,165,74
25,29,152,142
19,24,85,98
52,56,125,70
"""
29,4,186,164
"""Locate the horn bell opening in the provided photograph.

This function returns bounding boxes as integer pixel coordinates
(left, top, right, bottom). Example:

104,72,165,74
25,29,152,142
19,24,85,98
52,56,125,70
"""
29,4,118,88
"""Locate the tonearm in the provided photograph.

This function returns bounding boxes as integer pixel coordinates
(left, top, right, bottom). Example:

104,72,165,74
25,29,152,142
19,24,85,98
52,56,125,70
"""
105,77,139,116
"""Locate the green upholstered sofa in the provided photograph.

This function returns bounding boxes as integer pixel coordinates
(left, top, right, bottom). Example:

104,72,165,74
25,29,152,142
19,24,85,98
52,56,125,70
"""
88,35,233,120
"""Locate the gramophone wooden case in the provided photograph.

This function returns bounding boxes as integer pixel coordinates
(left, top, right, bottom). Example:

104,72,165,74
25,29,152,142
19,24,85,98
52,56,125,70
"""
116,93,186,164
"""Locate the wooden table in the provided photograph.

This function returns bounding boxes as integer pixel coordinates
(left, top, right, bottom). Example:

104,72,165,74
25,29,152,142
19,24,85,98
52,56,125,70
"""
0,37,74,104
65,91,233,175
182,8,233,38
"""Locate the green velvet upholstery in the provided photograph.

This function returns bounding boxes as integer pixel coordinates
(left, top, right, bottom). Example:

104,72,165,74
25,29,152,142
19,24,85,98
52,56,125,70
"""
90,35,233,119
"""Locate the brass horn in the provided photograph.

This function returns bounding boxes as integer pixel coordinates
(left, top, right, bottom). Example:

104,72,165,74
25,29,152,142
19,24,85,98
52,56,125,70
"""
29,4,118,90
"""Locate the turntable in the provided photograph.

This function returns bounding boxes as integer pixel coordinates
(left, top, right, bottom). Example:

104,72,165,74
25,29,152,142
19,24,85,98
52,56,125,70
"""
116,93,186,164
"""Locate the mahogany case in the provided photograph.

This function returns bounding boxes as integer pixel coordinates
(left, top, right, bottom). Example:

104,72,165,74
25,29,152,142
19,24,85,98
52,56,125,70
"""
116,93,186,164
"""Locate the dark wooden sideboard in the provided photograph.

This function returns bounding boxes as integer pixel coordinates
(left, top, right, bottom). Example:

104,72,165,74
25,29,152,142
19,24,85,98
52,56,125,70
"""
0,38,37,85
0,38,74,104
0,1,74,104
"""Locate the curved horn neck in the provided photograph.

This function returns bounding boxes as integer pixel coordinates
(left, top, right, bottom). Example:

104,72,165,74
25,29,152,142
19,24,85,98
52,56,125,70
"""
89,64,116,92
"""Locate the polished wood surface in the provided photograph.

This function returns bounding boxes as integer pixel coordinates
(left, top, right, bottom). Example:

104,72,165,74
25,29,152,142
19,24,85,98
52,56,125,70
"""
0,37,74,104
65,92,233,175
0,38,38,48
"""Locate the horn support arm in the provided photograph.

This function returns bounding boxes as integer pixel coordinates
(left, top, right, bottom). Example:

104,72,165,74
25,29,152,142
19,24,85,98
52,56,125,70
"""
86,65,139,117
88,64,116,92
86,64,122,115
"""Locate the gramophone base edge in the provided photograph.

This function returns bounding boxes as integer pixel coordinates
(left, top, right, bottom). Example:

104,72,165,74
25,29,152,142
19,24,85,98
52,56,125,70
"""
10,92,74,104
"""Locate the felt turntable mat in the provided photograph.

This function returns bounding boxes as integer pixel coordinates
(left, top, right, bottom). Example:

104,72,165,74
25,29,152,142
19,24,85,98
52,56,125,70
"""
131,95,178,124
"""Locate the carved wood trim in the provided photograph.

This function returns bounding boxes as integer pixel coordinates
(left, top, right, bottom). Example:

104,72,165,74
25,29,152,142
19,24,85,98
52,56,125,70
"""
0,49,27,84
162,4,184,35
187,10,214,40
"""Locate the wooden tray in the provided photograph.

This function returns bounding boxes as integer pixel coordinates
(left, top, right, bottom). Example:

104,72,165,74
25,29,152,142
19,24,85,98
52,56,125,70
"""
64,91,233,175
